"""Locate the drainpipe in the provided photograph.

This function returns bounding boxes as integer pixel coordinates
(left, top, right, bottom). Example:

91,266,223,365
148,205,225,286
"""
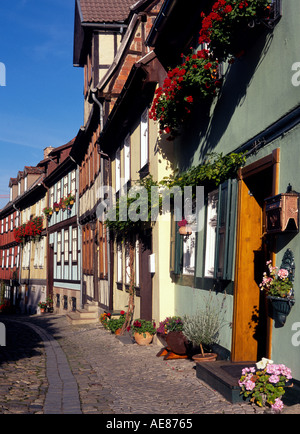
91,89,104,131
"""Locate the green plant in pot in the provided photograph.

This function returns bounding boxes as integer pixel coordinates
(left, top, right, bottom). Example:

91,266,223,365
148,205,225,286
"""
106,311,126,334
182,295,223,362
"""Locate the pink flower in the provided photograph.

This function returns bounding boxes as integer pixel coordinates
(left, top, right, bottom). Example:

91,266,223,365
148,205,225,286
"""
278,268,289,279
244,380,256,391
269,374,280,384
271,398,284,411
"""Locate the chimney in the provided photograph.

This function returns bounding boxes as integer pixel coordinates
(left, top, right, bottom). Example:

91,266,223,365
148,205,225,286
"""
44,146,54,160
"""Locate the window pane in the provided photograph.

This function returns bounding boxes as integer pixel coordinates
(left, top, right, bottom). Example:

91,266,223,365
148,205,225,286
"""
204,189,218,277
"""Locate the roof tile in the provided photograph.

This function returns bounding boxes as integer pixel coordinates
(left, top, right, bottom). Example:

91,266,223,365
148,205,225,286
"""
79,0,137,23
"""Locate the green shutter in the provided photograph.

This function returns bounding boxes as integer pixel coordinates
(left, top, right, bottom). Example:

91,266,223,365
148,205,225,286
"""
170,210,183,275
214,179,237,280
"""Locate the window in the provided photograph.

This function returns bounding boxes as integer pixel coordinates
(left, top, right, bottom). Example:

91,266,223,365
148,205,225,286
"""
182,232,196,275
1,250,4,268
50,186,54,208
16,246,20,268
10,187,12,202
64,230,69,263
24,176,28,192
117,242,122,283
10,214,13,231
124,135,130,186
125,244,130,285
71,170,76,196
33,238,45,268
57,180,61,203
18,181,21,196
72,228,78,263
5,217,8,233
22,244,31,269
63,175,68,198
1,220,3,234
57,232,62,263
204,189,218,277
115,148,121,193
171,179,237,280
140,109,148,169
10,247,14,268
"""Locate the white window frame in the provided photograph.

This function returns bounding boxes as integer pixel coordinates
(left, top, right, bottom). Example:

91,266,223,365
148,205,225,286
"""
140,109,149,169
124,135,130,186
117,242,122,283
115,148,121,193
72,227,78,263
204,189,219,278
71,170,76,196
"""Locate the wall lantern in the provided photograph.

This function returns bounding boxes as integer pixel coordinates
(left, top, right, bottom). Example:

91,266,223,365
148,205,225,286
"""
265,188,299,234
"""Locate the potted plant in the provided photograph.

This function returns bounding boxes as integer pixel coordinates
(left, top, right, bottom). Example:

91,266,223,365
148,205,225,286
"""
260,260,295,326
65,194,75,207
130,319,156,345
46,296,53,313
106,311,126,334
59,198,67,211
43,207,53,218
149,48,220,137
239,357,292,412
100,312,111,329
157,316,189,355
177,218,192,236
38,301,47,313
199,0,273,61
53,202,60,213
182,296,223,362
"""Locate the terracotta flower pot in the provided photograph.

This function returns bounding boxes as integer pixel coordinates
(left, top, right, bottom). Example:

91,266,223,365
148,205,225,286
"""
179,226,192,235
134,332,153,346
192,353,217,362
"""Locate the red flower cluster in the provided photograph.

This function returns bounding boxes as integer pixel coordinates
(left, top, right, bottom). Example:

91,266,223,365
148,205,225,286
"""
149,48,220,136
199,0,234,45
133,320,142,328
198,0,270,58
14,217,43,244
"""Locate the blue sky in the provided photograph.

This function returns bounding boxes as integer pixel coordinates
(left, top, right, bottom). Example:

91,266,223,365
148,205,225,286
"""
0,0,83,208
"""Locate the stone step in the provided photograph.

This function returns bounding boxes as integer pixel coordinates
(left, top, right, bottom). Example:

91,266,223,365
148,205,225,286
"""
76,308,99,318
66,311,100,325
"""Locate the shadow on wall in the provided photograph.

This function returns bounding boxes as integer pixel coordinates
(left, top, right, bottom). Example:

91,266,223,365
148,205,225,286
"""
176,29,274,169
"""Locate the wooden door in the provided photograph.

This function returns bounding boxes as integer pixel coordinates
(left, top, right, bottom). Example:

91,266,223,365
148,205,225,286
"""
231,151,279,362
231,179,264,361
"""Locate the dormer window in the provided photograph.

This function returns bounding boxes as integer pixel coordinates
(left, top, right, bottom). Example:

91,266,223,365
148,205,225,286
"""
9,187,12,202
18,181,21,196
24,176,28,192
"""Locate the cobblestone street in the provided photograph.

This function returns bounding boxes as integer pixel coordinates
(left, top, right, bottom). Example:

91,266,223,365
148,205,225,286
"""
0,314,299,418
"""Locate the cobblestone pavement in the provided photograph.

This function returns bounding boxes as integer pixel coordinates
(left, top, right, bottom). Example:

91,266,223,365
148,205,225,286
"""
0,314,299,416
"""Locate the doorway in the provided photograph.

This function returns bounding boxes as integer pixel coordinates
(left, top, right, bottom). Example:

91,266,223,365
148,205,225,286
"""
231,149,279,362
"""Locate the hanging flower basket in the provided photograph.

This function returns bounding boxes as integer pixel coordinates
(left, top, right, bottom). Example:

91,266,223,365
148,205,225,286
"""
149,49,221,137
199,0,274,61
260,260,295,327
267,296,295,327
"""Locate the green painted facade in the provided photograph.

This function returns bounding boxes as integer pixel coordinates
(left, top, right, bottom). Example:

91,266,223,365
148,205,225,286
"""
167,1,300,379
